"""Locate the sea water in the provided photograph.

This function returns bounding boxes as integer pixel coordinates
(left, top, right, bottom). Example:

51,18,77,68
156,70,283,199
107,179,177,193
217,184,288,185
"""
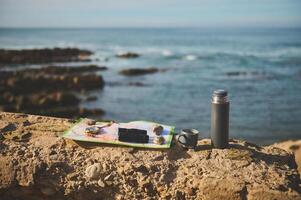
0,27,301,144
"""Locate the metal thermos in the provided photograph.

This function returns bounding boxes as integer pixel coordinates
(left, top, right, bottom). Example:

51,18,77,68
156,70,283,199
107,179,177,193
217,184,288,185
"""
211,89,229,149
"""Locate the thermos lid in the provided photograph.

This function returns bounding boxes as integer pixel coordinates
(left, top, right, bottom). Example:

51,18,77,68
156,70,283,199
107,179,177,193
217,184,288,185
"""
212,89,229,104
213,89,228,97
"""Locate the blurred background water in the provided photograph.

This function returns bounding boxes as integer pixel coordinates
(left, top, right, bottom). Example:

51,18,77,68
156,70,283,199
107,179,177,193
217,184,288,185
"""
0,27,301,144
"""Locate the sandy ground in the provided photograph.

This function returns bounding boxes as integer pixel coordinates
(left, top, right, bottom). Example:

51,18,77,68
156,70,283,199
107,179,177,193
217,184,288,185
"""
0,112,300,200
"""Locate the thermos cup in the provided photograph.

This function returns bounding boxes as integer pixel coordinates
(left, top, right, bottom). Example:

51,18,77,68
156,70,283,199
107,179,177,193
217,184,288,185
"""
176,129,199,149
211,89,229,149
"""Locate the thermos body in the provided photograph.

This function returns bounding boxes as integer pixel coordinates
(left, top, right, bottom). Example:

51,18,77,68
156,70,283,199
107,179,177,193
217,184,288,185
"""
211,90,229,149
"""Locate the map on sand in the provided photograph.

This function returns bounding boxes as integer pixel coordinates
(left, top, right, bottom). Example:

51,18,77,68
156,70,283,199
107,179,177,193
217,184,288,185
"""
61,119,175,148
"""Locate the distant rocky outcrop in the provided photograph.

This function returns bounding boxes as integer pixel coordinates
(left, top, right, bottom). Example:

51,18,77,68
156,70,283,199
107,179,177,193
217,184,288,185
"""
116,52,140,59
0,112,300,200
119,67,166,76
127,82,147,87
34,65,108,74
0,48,93,65
0,65,106,118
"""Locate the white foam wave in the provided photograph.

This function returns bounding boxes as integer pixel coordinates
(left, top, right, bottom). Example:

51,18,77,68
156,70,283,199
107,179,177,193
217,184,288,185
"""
202,47,301,58
184,55,197,61
116,51,124,56
162,50,173,56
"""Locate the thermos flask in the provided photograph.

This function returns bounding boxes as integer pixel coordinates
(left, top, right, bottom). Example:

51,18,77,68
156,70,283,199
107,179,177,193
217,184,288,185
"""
211,89,229,149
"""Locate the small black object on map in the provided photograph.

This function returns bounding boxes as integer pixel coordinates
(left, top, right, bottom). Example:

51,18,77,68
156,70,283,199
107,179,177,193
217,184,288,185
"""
118,128,149,143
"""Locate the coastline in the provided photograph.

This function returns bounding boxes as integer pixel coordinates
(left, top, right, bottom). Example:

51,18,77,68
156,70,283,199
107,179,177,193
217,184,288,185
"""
0,45,300,142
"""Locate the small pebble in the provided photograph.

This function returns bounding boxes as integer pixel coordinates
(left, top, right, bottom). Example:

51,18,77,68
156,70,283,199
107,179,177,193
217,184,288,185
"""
104,173,113,181
105,180,113,186
98,179,105,187
49,154,58,160
85,163,102,179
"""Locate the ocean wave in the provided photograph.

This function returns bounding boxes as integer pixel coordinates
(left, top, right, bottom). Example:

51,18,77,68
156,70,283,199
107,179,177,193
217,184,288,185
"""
259,47,301,58
184,55,197,61
92,45,301,62
162,50,173,56
153,47,301,61
202,47,301,59
273,57,301,66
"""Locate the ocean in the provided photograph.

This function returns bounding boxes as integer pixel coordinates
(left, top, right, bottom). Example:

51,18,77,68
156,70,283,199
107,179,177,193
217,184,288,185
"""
0,27,301,144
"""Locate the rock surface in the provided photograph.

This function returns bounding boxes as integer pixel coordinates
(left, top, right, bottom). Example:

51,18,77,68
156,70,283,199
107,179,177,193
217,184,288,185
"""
0,68,105,94
85,163,102,179
0,112,300,200
116,52,140,58
119,67,166,76
271,140,301,175
0,66,105,118
0,48,92,65
18,65,108,74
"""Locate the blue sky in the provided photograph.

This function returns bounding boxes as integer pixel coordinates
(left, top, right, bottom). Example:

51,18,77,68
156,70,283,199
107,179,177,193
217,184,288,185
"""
0,0,300,28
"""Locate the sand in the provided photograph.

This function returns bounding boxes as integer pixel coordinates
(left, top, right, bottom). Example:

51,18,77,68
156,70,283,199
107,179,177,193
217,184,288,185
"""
0,112,300,200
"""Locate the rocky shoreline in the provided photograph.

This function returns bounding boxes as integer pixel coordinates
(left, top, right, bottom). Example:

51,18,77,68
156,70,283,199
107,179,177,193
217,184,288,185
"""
116,52,140,59
0,112,300,200
0,48,165,119
0,48,92,65
0,64,106,118
119,67,166,76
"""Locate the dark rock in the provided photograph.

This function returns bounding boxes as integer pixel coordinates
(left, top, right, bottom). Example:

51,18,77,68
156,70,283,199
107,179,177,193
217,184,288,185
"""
0,48,93,65
20,132,32,141
85,96,97,102
0,92,105,118
0,70,105,94
22,120,31,126
128,82,146,87
135,164,148,175
116,52,140,59
10,92,79,110
0,123,17,133
33,65,107,74
119,67,161,76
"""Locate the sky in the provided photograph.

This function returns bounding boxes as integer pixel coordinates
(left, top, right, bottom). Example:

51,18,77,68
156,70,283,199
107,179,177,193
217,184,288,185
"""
0,0,300,28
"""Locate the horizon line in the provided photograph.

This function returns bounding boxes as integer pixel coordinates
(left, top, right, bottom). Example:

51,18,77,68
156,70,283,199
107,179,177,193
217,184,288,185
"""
1,25,301,29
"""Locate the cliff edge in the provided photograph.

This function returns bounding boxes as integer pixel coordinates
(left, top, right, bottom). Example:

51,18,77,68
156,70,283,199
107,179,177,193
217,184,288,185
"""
0,112,300,200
